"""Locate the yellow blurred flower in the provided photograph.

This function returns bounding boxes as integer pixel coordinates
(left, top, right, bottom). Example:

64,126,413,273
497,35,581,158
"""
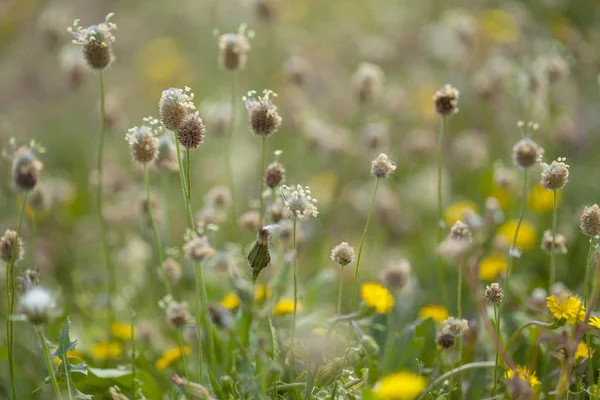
254,283,272,303
155,345,191,372
52,350,82,365
505,365,540,387
309,170,338,207
589,316,600,329
220,292,241,310
444,201,477,227
92,341,122,360
575,342,590,359
481,9,521,44
487,186,511,211
134,37,192,92
111,322,133,340
375,371,428,399
273,298,301,316
528,184,562,214
361,283,395,314
312,327,327,336
497,219,537,250
547,294,585,324
414,84,438,120
419,304,449,323
479,255,508,281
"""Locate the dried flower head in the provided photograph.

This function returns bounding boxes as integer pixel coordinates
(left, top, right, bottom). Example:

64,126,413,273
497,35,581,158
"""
280,184,319,220
248,227,273,281
264,162,286,188
244,89,282,137
363,122,389,151
12,147,43,191
218,25,253,71
371,153,397,178
125,119,159,164
512,138,544,169
178,112,206,149
436,329,456,350
484,282,504,304
0,229,24,263
433,84,459,116
27,184,51,213
159,87,196,131
442,316,469,335
155,134,179,172
540,157,569,191
67,13,116,70
330,242,355,266
208,303,234,330
352,62,384,104
284,56,309,86
161,257,182,283
382,259,411,290
580,204,600,237
256,0,277,21
206,186,232,209
166,301,190,329
270,199,284,223
18,269,40,293
541,230,567,255
449,220,472,242
239,210,260,232
21,287,55,325
183,236,216,262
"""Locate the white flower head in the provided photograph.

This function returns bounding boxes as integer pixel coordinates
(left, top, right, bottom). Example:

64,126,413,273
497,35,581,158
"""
21,287,56,325
280,184,319,220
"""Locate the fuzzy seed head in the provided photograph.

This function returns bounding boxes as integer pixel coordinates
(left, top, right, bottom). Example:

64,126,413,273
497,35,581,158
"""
352,62,384,104
0,229,24,263
155,134,179,172
270,200,285,223
382,259,411,290
166,301,190,329
443,316,469,335
161,257,182,283
512,138,544,169
206,186,232,209
281,184,319,220
484,283,504,304
433,84,460,116
27,184,51,213
126,124,158,164
178,112,206,149
12,147,43,191
158,87,196,131
330,242,355,266
218,25,252,71
208,303,234,329
449,220,472,242
437,237,471,263
183,236,216,262
284,56,309,86
436,329,456,349
239,210,260,232
244,90,282,137
68,14,116,70
21,287,55,325
540,158,569,191
256,0,277,21
580,205,600,237
541,230,568,255
264,162,286,188
371,153,397,178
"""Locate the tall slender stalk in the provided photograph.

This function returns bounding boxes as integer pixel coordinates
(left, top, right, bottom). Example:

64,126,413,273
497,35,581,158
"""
457,265,463,394
178,330,190,379
259,136,267,225
186,148,192,202
436,117,448,304
291,217,298,374
131,311,137,399
195,261,217,375
173,133,194,227
63,349,74,400
584,238,596,384
225,73,238,222
335,266,345,347
144,165,171,295
549,189,557,289
350,178,380,312
36,326,64,400
492,304,499,397
6,191,28,400
194,261,204,381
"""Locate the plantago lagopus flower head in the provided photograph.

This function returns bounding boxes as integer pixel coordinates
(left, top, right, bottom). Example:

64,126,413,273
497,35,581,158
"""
165,300,190,329
125,117,160,164
67,13,116,71
580,205,600,237
159,87,195,131
206,186,232,209
540,157,569,191
382,259,411,290
352,62,384,104
0,229,24,263
218,24,253,71
183,234,216,263
449,220,472,242
244,89,282,137
280,184,319,220
433,84,459,116
512,130,544,169
155,134,179,172
161,257,182,283
264,162,285,188
21,287,55,325
436,329,456,350
330,242,355,267
178,112,206,149
27,184,51,213
11,146,43,191
484,282,504,304
371,153,397,178
541,230,567,255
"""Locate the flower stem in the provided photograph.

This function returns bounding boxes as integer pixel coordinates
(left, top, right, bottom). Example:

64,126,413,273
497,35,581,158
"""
196,261,217,376
291,217,298,376
584,238,596,385
504,320,554,352
186,148,192,202
436,117,448,305
225,73,238,223
6,191,27,400
178,330,190,379
417,361,495,400
144,165,171,296
335,265,345,349
36,326,64,400
350,177,379,313
549,189,557,290
131,311,136,399
259,136,267,226
173,132,194,227
493,304,499,397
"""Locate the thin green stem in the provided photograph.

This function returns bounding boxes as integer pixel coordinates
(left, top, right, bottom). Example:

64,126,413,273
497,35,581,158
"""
131,311,136,399
196,261,217,375
436,117,448,304
225,73,238,223
504,321,554,353
178,330,190,379
457,266,463,396
584,238,596,386
350,178,379,312
186,148,191,202
549,189,557,290
36,326,64,400
144,165,171,296
173,132,194,228
335,266,345,349
194,261,205,381
417,361,495,400
259,136,267,226
6,191,27,400
63,351,74,400
493,304,499,398
291,217,298,376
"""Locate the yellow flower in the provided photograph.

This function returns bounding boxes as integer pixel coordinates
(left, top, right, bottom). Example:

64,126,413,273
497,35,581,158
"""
254,283,272,303
547,293,585,324
576,342,590,359
528,184,562,214
220,292,241,310
479,255,508,281
312,327,327,336
505,365,540,387
360,283,395,314
273,298,301,316
52,350,82,365
497,219,537,250
419,304,449,323
155,345,191,372
589,316,600,329
444,201,477,227
375,371,428,399
487,186,511,211
111,322,133,340
481,9,521,44
414,84,438,120
92,341,122,360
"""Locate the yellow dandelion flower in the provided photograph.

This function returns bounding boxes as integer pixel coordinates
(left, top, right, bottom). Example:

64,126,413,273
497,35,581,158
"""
505,365,540,387
444,201,478,227
375,371,428,399
155,345,191,372
52,350,82,365
589,316,600,329
576,342,590,359
419,304,449,323
111,322,133,340
91,341,122,360
547,294,585,324
360,282,395,314
479,255,508,281
497,219,537,250
220,292,241,310
528,184,562,214
273,298,301,316
481,9,521,44
254,283,272,303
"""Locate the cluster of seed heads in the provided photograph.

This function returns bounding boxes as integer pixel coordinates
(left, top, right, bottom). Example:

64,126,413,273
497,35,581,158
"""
280,184,319,220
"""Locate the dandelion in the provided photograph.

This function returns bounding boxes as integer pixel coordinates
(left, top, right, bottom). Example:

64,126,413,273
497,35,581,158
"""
360,283,395,314
505,365,540,387
575,342,590,359
254,283,272,302
155,345,191,372
273,298,300,316
220,292,241,310
92,341,123,360
589,317,600,329
497,220,537,251
419,304,449,323
67,13,116,70
546,293,585,324
479,255,508,281
111,322,133,340
374,371,428,399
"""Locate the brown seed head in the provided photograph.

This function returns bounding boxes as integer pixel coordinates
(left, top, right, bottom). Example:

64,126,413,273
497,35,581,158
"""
178,112,205,149
206,185,232,209
443,317,469,335
264,162,286,188
244,90,282,137
433,84,459,116
183,236,216,262
257,227,271,246
580,204,600,237
68,14,117,71
484,282,504,304
352,62,384,104
12,147,43,191
166,301,190,329
239,210,260,232
436,329,456,350
208,303,234,329
0,230,24,263
512,138,544,169
126,125,158,163
270,200,285,223
382,259,411,290
159,87,195,131
540,158,569,191
449,220,472,242
27,184,51,213
371,153,397,178
330,242,355,266
541,230,567,255
218,26,252,71
256,0,277,21
161,257,182,283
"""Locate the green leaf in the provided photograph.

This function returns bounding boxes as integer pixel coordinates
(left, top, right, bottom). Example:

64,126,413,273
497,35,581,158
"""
74,388,93,400
52,317,78,359
75,368,160,400
415,318,437,367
